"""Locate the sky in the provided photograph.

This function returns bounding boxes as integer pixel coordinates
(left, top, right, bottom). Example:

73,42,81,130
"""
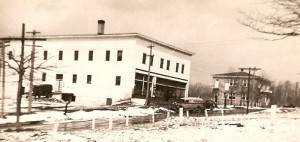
1,0,300,85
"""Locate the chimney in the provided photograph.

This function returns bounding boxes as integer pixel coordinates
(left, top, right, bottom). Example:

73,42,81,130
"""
97,20,105,35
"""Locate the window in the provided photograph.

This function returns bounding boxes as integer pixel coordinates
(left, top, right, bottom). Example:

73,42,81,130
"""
43,51,48,60
8,51,13,60
115,76,121,85
72,74,77,83
228,94,236,100
230,79,236,86
42,73,46,81
117,50,122,61
56,74,63,80
243,80,248,87
88,50,93,61
166,60,170,70
181,64,185,74
142,53,147,64
58,51,63,60
241,95,247,100
150,55,153,66
176,63,179,72
106,50,110,61
160,58,164,69
74,50,79,61
87,75,92,84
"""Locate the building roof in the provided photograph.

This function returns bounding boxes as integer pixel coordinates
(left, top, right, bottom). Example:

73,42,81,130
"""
213,72,254,77
34,33,195,56
212,71,271,83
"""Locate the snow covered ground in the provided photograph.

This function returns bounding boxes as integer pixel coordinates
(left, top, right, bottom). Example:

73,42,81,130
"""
1,99,300,142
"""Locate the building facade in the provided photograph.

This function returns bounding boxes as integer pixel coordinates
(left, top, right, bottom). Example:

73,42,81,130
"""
1,21,194,106
212,72,272,107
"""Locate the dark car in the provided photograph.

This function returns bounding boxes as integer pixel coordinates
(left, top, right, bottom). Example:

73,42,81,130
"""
171,97,205,112
203,100,217,110
283,103,295,108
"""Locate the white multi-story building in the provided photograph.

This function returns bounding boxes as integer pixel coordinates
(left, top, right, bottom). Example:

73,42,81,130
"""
1,20,194,106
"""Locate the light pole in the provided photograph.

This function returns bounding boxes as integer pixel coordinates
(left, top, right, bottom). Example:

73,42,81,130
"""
0,40,9,118
145,44,154,106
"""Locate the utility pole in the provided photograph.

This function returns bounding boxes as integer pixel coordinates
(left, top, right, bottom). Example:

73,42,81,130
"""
0,40,10,118
239,67,261,114
26,30,41,113
145,44,154,106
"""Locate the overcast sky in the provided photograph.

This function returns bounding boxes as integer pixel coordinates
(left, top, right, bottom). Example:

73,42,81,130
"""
1,0,300,85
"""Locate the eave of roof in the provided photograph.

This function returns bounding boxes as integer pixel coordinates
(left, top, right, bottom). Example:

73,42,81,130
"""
34,33,195,56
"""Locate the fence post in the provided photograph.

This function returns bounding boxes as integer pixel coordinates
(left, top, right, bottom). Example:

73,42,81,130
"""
53,121,59,132
179,108,183,118
271,105,277,126
221,109,224,116
167,111,170,118
186,110,189,117
205,109,208,118
92,118,95,131
126,113,129,126
152,112,155,124
109,115,113,130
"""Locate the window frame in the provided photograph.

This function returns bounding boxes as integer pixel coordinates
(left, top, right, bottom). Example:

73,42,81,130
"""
72,74,77,83
74,50,79,61
115,76,121,86
87,75,92,84
42,73,46,81
88,50,93,61
43,51,48,60
117,50,123,61
106,50,110,61
58,50,63,60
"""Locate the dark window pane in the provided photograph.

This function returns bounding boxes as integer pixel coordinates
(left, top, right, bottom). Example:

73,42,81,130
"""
59,51,63,60
43,51,48,60
87,75,92,84
72,74,77,83
89,50,93,61
106,50,110,61
117,50,122,61
176,63,179,72
160,58,164,69
74,50,79,61
42,73,46,81
167,60,170,70
181,64,185,74
56,74,63,80
142,53,146,64
116,76,121,85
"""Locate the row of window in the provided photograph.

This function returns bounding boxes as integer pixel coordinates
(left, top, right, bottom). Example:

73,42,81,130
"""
42,73,122,85
142,53,185,74
43,50,123,61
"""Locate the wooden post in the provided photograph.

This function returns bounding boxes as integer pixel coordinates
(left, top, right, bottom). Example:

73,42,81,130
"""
126,113,129,126
179,108,183,118
221,109,224,116
167,111,170,118
92,118,95,131
53,121,59,132
152,112,155,123
186,110,189,117
205,109,208,118
109,115,113,130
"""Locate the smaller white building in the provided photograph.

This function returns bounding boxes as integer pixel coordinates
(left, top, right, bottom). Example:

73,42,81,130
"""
1,20,194,106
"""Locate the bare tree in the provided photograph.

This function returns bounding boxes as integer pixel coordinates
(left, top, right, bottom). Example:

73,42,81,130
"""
239,0,300,40
188,83,212,99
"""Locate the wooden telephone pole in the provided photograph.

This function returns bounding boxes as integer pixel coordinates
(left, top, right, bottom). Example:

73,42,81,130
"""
145,44,154,106
26,30,41,113
239,67,261,114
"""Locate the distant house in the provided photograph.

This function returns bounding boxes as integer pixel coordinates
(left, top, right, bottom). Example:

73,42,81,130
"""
212,71,272,107
1,20,194,106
